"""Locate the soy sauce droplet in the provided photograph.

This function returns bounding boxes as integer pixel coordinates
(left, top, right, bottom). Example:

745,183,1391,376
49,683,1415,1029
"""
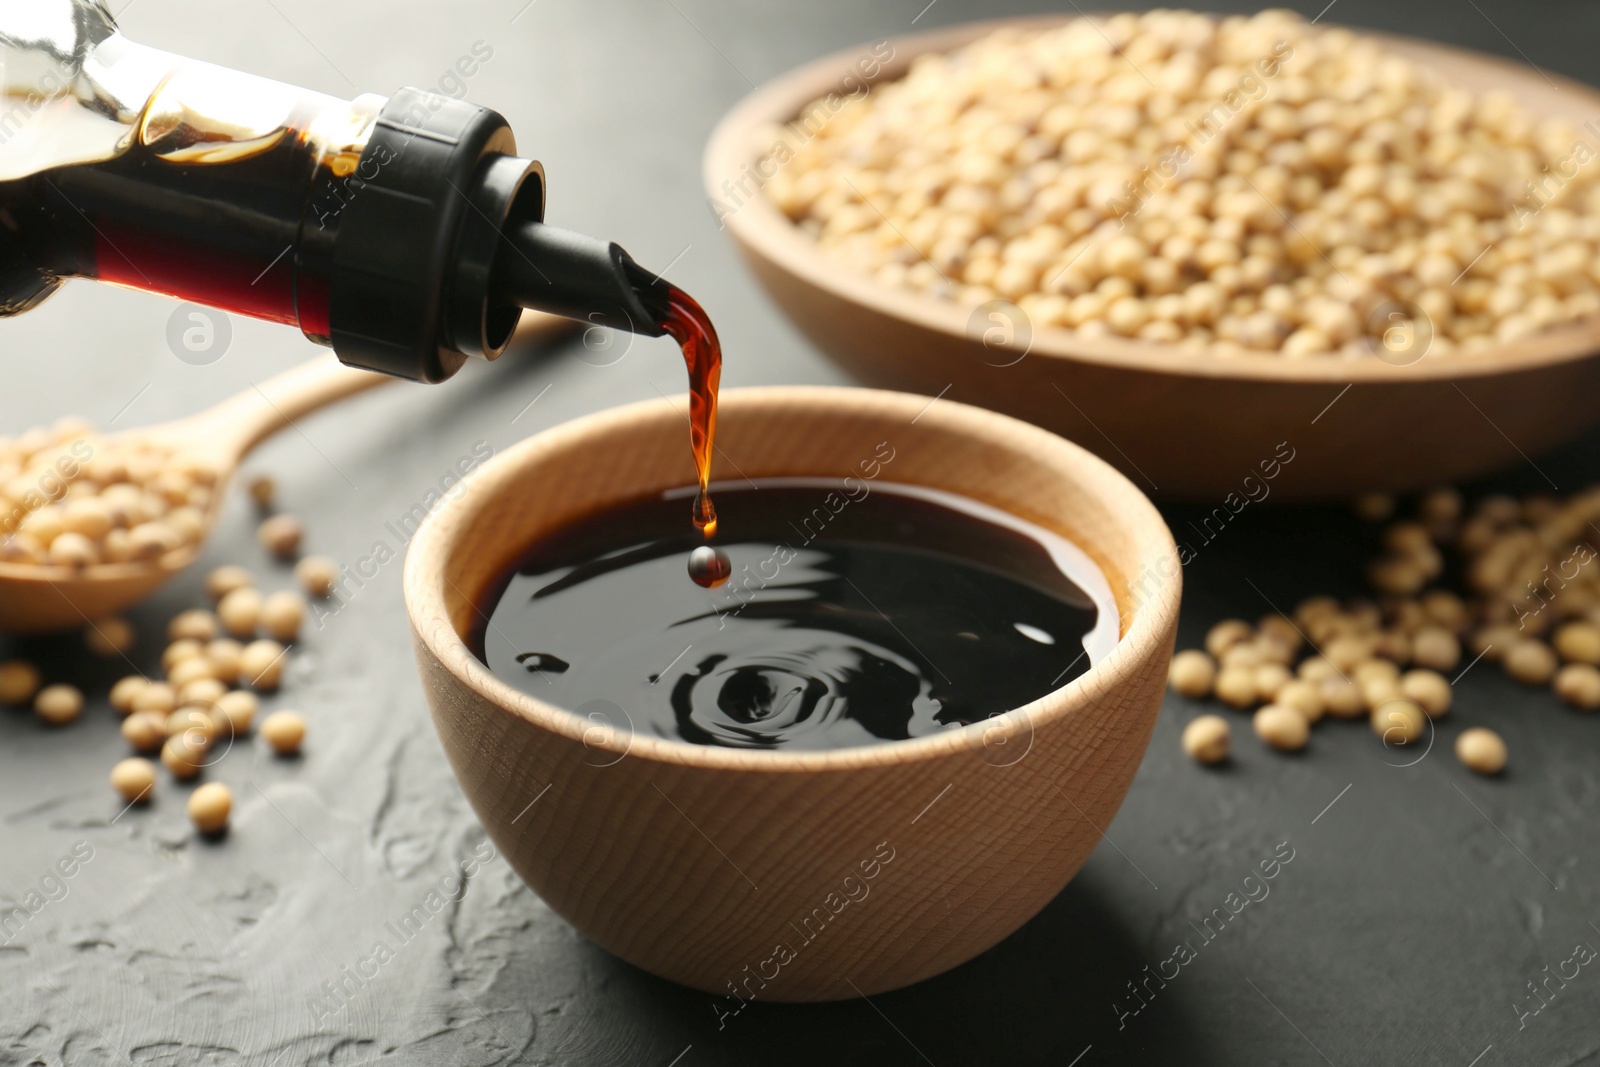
688,545,732,588
693,490,718,538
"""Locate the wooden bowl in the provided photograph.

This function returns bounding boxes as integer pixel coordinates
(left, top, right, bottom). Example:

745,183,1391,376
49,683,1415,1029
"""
705,17,1600,501
404,386,1180,999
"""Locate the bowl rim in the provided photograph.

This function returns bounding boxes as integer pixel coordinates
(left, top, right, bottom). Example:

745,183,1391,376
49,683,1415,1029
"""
403,385,1180,775
702,12,1600,385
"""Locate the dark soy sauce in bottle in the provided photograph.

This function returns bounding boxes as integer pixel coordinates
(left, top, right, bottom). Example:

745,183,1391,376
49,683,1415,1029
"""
473,480,1119,752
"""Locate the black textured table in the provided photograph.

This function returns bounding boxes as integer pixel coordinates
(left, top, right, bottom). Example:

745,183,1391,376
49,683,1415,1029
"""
3,1,1598,1064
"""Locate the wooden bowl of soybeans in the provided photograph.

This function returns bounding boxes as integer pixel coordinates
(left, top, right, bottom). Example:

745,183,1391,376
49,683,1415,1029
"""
706,10,1600,500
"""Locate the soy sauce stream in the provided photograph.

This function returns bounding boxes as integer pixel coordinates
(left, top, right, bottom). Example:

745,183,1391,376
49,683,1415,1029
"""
653,284,722,540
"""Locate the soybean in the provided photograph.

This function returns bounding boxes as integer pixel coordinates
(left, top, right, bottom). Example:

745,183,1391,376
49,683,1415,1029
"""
1182,715,1231,765
110,758,156,803
187,782,232,834
260,710,305,755
258,514,302,560
1456,728,1508,775
1168,650,1217,698
295,556,338,599
240,640,287,691
34,684,83,726
1253,705,1309,752
0,660,41,705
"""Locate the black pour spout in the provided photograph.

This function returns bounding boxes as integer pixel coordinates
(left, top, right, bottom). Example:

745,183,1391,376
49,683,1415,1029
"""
489,221,670,342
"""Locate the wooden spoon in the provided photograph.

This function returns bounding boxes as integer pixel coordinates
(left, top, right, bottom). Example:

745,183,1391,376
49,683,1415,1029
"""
0,313,574,635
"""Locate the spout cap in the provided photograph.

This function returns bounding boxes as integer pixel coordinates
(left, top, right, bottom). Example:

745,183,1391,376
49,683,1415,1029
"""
327,89,543,383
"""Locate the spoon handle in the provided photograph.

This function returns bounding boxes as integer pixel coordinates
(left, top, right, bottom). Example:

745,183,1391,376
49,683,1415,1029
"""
195,355,391,461
196,311,577,460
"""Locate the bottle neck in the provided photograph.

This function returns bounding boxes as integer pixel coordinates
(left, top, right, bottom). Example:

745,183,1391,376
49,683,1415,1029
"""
72,85,383,345
3,30,385,343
